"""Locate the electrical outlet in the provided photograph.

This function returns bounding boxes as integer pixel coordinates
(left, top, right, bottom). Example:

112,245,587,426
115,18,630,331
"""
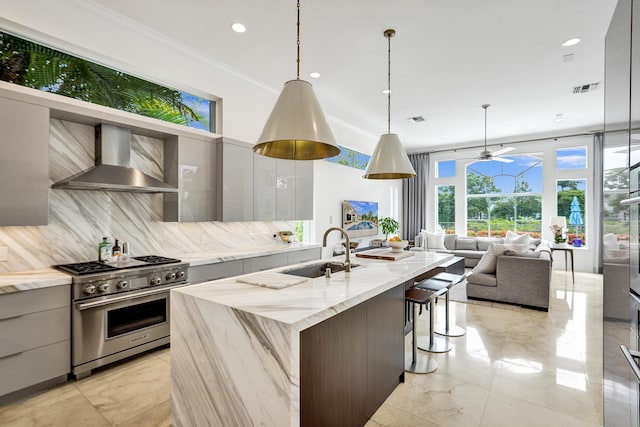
0,246,8,262
329,215,333,224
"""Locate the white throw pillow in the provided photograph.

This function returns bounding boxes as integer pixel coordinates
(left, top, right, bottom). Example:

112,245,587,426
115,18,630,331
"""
424,231,445,249
473,243,527,274
505,230,530,247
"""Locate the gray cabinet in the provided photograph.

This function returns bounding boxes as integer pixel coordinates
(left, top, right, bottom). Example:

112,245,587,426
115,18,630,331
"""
165,136,254,222
254,157,314,221
188,259,244,284
0,286,70,400
0,96,50,225
253,154,277,221
165,134,312,222
216,138,254,221
294,160,314,220
188,248,320,284
287,247,320,264
164,135,216,222
243,253,288,274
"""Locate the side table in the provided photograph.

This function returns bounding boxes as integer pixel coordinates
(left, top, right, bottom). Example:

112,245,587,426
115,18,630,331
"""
550,243,575,284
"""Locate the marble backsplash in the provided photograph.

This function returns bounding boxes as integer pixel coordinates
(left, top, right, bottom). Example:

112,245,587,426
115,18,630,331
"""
0,119,296,273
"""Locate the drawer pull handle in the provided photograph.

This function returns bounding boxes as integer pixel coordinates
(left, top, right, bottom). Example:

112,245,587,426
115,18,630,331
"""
621,345,640,382
0,350,24,360
0,314,25,322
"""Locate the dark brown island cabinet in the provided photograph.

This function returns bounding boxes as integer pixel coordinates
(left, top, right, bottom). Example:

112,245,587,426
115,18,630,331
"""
300,282,407,426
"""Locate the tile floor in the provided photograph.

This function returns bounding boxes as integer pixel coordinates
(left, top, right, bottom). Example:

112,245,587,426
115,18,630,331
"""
0,270,602,427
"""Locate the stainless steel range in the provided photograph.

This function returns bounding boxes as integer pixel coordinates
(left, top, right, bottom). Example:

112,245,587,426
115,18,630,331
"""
55,255,189,379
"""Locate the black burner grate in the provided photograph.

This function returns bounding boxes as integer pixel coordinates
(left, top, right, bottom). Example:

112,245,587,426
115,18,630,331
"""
55,255,182,276
55,261,117,275
132,255,181,266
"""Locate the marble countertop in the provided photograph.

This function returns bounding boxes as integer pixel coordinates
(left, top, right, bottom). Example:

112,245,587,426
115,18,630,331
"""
0,243,321,294
169,243,322,266
0,268,72,294
173,250,453,331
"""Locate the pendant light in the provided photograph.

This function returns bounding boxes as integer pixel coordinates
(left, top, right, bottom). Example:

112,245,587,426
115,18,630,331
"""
253,1,340,160
363,29,416,180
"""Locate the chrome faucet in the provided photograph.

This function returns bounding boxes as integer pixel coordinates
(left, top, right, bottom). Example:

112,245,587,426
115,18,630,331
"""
322,227,351,272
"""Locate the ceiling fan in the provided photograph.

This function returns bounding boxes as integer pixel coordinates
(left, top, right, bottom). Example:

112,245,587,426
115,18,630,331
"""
470,104,515,163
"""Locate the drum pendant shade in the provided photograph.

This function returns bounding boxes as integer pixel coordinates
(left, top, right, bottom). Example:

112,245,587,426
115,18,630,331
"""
363,29,416,179
363,133,416,179
253,1,339,160
254,79,340,160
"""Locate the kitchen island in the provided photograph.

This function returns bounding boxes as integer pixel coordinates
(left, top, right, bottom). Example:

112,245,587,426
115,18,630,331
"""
170,250,452,426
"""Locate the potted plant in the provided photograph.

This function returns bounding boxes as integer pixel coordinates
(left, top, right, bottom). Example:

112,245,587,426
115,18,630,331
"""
379,217,400,241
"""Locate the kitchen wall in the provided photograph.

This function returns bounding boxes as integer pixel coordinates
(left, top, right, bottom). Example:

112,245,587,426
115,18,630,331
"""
312,159,403,250
0,119,296,273
0,117,398,273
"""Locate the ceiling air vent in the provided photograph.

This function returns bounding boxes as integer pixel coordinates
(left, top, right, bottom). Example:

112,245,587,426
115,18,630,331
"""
572,82,600,94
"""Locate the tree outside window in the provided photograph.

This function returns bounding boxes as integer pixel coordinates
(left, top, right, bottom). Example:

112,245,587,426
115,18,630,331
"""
0,31,213,131
437,185,455,233
466,156,543,237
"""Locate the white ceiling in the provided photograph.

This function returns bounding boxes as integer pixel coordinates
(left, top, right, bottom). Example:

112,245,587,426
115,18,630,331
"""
0,0,618,154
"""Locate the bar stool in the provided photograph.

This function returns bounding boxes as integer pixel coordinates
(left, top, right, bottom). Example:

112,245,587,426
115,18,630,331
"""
404,287,446,373
416,272,466,338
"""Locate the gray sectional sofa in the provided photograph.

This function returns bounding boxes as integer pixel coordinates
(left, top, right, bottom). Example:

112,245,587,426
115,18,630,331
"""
427,234,552,311
436,235,506,267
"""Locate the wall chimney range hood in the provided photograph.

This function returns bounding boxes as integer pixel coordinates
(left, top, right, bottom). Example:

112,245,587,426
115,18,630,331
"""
52,124,178,193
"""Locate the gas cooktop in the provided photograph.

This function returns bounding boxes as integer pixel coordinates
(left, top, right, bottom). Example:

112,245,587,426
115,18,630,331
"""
55,255,182,275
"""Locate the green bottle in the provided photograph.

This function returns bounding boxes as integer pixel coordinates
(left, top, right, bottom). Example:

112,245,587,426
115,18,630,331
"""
98,237,111,262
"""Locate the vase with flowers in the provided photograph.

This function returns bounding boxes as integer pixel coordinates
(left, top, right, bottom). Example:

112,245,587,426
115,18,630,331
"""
549,224,566,243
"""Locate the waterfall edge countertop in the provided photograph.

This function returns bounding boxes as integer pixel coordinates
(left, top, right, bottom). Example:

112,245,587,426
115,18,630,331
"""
170,251,453,426
172,250,452,329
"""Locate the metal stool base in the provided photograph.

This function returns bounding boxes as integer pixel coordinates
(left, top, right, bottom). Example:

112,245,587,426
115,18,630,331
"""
435,324,466,337
417,335,452,353
404,352,438,374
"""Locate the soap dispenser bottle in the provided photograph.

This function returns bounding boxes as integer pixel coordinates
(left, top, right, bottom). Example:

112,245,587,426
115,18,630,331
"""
112,238,122,260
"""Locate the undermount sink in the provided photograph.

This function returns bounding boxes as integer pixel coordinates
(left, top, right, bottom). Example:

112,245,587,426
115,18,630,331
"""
282,261,360,279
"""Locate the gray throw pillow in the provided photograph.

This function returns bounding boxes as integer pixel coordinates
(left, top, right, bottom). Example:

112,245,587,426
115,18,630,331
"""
477,237,499,251
444,234,457,250
472,243,505,274
456,237,478,250
504,250,541,258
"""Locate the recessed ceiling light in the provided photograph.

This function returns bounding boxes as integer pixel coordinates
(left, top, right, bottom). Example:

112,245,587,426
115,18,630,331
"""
561,37,581,47
309,72,321,79
231,23,246,33
382,89,391,94
440,135,448,139
554,113,565,122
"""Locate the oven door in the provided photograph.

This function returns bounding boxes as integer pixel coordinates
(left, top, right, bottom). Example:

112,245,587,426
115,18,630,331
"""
72,286,173,373
620,292,640,427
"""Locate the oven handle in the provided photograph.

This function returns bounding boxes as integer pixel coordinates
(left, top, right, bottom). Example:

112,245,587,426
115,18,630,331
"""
620,196,640,206
75,284,187,311
621,345,640,382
